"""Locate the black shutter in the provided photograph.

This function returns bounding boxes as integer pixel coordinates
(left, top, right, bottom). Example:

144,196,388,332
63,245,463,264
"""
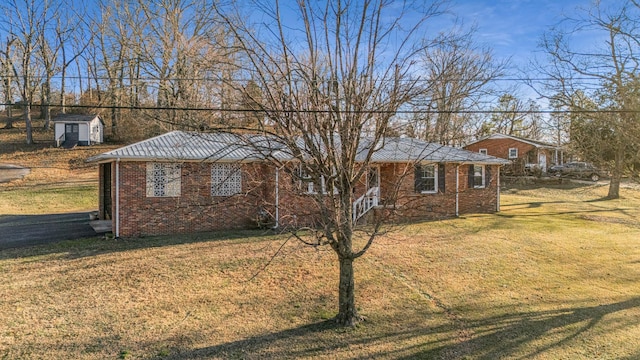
414,164,423,193
468,165,474,188
485,165,491,186
438,163,446,193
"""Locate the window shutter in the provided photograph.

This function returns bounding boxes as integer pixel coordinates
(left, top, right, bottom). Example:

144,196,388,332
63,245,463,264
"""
438,163,446,193
485,166,491,186
468,165,474,188
414,164,423,192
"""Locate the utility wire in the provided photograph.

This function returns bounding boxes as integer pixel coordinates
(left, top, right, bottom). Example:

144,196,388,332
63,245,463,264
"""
2,103,636,114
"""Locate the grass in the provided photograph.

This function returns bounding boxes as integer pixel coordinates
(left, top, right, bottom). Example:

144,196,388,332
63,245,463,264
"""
2,120,640,358
0,118,118,214
1,183,639,359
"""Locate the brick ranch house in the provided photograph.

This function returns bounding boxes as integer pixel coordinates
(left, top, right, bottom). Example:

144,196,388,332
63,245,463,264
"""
464,133,564,174
88,131,509,238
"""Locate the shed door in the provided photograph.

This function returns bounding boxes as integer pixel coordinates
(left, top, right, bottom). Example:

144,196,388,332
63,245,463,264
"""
65,124,79,142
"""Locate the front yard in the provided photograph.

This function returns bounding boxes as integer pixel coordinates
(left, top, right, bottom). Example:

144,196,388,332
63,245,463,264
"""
1,182,639,359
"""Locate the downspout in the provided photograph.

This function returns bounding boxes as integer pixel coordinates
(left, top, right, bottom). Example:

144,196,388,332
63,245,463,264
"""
455,165,459,217
273,167,279,229
115,158,120,238
497,166,501,212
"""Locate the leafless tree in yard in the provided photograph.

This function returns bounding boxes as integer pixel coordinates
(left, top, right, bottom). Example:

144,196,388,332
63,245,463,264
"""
538,0,640,198
215,0,447,326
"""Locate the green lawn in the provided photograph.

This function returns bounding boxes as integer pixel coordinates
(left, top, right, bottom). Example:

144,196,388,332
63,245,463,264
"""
0,183,97,214
1,183,639,359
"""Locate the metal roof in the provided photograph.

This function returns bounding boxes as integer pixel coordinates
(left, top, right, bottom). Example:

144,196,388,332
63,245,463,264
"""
52,114,103,123
465,133,561,149
88,131,509,165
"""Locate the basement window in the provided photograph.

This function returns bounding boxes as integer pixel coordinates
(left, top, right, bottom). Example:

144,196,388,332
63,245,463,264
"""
211,163,242,196
146,163,181,197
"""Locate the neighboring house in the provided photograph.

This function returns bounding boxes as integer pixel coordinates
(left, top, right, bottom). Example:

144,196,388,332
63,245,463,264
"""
53,114,104,148
464,133,564,174
87,131,509,238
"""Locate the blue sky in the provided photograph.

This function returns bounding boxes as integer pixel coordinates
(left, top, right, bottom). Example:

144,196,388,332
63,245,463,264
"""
449,0,590,69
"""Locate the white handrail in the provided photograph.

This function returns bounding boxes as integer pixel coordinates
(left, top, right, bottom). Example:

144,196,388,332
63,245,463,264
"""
56,133,65,147
352,186,379,223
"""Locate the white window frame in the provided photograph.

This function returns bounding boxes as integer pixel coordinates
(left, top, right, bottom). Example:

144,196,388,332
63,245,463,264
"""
508,148,518,159
211,163,242,197
479,148,488,155
419,164,438,194
299,166,335,195
146,162,181,197
473,164,486,189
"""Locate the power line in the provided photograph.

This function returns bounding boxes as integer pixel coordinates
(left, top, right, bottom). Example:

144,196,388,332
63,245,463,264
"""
2,103,636,115
0,74,609,83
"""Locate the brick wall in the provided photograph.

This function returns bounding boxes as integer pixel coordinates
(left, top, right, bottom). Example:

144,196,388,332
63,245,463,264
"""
111,161,501,237
464,138,536,161
375,163,499,222
116,162,267,237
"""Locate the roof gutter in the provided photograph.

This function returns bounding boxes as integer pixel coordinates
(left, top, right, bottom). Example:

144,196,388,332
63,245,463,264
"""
455,165,459,217
273,167,280,229
115,158,120,238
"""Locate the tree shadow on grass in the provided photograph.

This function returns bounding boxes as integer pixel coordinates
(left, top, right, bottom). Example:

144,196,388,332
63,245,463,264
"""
157,297,640,359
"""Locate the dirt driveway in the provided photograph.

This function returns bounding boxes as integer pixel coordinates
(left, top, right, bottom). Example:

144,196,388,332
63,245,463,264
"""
0,212,98,250
0,164,30,183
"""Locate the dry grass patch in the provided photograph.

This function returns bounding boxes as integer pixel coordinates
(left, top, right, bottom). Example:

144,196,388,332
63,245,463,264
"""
1,182,639,359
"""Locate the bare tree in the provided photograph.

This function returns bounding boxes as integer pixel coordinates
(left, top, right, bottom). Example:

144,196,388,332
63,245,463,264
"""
412,25,507,146
37,1,64,130
216,0,446,326
477,93,543,139
0,0,47,144
0,37,16,129
539,0,640,198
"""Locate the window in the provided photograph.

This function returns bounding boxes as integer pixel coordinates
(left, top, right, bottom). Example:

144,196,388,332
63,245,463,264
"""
415,164,437,193
146,163,181,197
472,165,485,188
299,166,333,194
479,149,488,155
211,163,242,196
508,148,518,159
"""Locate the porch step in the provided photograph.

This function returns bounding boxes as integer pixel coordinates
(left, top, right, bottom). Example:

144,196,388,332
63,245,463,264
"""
62,139,78,149
90,220,112,234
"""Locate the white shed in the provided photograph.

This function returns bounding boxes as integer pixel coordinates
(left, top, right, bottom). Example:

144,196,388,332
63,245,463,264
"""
53,114,104,148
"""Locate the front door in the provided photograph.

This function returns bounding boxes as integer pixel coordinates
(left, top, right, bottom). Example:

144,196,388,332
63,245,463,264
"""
367,166,380,195
539,153,547,172
65,124,79,142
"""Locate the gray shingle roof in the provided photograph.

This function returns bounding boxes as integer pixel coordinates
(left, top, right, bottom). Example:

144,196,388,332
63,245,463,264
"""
88,131,509,165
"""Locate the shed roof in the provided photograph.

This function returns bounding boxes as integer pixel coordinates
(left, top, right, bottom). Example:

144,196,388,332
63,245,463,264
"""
52,114,104,124
87,131,509,165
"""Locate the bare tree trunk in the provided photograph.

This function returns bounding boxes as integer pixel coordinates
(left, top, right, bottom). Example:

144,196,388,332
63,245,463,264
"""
336,256,361,326
608,146,624,199
24,103,33,144
2,77,13,128
42,80,51,129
